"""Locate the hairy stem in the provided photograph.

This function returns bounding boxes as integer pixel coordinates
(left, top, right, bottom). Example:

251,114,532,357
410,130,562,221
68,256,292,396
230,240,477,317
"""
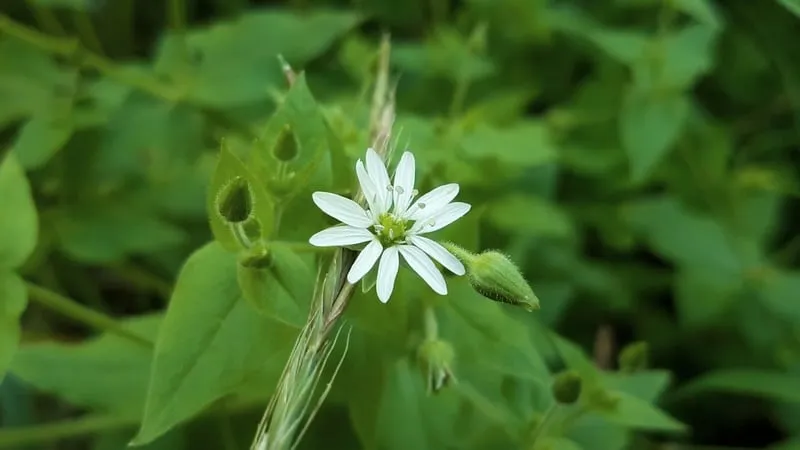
250,34,395,450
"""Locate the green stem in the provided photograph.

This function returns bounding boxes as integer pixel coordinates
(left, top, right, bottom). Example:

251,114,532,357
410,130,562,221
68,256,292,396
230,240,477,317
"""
0,14,179,101
25,282,153,349
168,0,186,32
528,403,559,448
71,11,103,54
449,76,469,118
25,0,66,36
111,263,173,299
423,305,438,340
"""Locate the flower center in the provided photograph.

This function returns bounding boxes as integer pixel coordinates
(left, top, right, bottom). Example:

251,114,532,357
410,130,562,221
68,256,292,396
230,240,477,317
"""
374,212,408,246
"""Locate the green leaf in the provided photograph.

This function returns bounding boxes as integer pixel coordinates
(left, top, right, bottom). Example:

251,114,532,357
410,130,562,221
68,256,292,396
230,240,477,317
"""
10,314,160,417
461,121,556,167
620,87,690,182
445,280,549,381
598,391,687,432
157,10,361,106
674,268,741,327
759,270,800,322
0,40,76,126
636,25,719,91
54,206,187,264
374,359,462,450
537,437,583,450
675,369,800,403
254,73,333,187
11,114,74,170
98,91,204,181
0,272,26,382
133,242,296,445
486,194,575,240
393,27,494,81
776,0,800,17
0,154,38,270
236,243,312,327
672,0,722,29
208,142,275,251
625,196,757,272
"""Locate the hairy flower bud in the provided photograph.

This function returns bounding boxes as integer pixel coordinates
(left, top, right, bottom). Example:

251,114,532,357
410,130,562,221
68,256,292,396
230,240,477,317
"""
442,243,540,311
551,370,582,405
217,176,253,224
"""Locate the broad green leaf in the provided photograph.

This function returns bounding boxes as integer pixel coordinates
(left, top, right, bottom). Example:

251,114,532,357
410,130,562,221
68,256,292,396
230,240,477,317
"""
486,194,575,240
602,370,673,403
445,280,549,381
133,242,296,445
635,24,719,90
675,369,800,403
672,0,722,29
208,142,275,251
374,359,462,450
98,91,204,181
759,270,800,322
586,29,650,65
11,114,73,169
598,391,686,432
674,268,741,327
461,121,556,167
0,40,76,126
777,0,800,17
0,272,26,382
253,73,333,188
625,196,758,272
620,87,690,182
568,414,629,450
393,27,494,81
156,10,361,106
0,154,38,270
10,314,161,417
236,243,312,327
54,206,187,264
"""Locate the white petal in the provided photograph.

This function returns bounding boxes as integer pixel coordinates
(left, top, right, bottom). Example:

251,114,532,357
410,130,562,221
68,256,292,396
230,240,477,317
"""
312,192,372,228
356,160,382,218
398,245,447,295
347,239,383,283
405,183,459,221
365,148,391,212
376,246,399,303
309,225,374,247
411,202,471,234
407,235,465,275
392,151,416,214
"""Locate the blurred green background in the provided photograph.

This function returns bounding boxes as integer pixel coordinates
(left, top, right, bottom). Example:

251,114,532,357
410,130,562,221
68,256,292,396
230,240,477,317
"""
2,0,800,449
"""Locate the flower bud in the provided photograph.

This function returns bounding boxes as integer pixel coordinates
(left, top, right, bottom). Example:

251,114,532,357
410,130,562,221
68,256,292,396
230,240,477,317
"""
442,243,540,311
417,339,456,395
584,386,619,412
551,370,582,405
272,124,298,162
217,176,253,224
618,341,649,373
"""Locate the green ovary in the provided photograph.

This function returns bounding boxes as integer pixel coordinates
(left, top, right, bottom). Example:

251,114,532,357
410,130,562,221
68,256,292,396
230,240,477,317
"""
375,213,409,246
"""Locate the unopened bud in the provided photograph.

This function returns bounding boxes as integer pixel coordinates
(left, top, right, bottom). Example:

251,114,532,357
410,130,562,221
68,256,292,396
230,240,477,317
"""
551,370,582,405
217,176,253,224
417,339,456,395
272,124,298,162
584,386,620,412
443,243,540,311
618,341,648,373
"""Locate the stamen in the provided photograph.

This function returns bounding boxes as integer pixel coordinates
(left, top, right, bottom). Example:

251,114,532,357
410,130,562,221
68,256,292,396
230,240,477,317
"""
386,185,393,192
411,189,419,197
395,186,405,195
389,228,395,239
418,202,426,209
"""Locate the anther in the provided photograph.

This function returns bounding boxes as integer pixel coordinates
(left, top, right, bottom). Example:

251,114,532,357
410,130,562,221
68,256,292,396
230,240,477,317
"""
395,186,405,195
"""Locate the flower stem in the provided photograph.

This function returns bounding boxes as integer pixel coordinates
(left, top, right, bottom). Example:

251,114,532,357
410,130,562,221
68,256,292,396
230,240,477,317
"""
25,282,153,349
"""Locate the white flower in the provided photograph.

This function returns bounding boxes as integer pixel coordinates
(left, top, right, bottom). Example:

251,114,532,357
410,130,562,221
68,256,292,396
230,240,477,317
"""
309,148,471,303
